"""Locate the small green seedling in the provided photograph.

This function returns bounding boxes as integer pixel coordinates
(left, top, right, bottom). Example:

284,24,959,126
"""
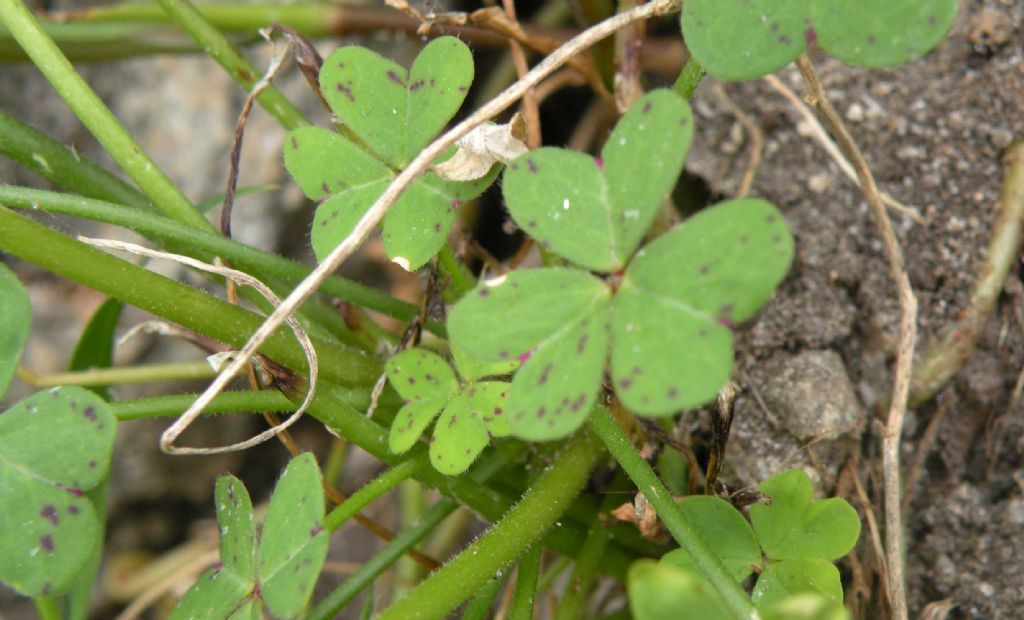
448,89,794,441
385,347,515,475
0,387,115,597
169,453,329,620
0,263,30,399
683,0,960,80
657,469,860,614
284,36,496,271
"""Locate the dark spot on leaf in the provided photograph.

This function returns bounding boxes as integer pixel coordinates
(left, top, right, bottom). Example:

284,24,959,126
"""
619,379,632,390
335,83,355,102
699,264,710,275
538,364,553,385
448,415,458,427
927,14,937,25
290,136,298,149
527,220,537,229
642,101,652,114
321,182,331,194
536,407,546,419
499,351,509,359
868,35,876,44
67,505,80,515
479,288,490,297
310,526,323,537
526,159,538,173
770,22,779,32
452,199,462,209
778,35,792,46
434,223,442,233
766,213,777,223
386,70,406,87
772,234,782,243
577,334,588,353
458,85,468,92
739,235,749,245
632,366,642,376
494,407,503,416
41,535,54,553
408,377,416,384
40,506,58,525
88,460,97,469
430,78,436,87
805,28,818,46
42,583,51,595
410,79,425,91
698,328,708,338
667,388,678,400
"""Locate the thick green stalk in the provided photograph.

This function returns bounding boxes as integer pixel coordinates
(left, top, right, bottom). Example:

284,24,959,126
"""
308,499,458,620
324,460,424,532
508,545,543,620
673,57,705,100
0,110,152,211
375,431,605,620
0,206,379,385
588,408,754,620
461,578,505,620
556,512,610,620
0,0,211,231
109,390,294,421
153,0,307,130
0,187,434,332
24,360,215,388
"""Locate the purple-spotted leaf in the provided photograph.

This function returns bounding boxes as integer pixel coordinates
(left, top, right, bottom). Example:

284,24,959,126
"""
309,180,389,264
385,348,459,403
662,496,761,583
611,198,793,416
812,0,958,68
448,268,612,363
506,298,611,441
171,455,328,619
503,90,692,271
258,453,329,619
0,387,115,597
389,397,449,454
320,36,473,169
682,0,809,80
215,476,257,583
749,469,860,562
430,393,490,475
0,263,29,399
470,381,512,438
752,560,843,612
282,126,390,202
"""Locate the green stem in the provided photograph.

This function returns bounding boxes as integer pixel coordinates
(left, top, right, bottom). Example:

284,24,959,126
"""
0,109,152,211
508,545,543,620
461,577,505,620
33,597,62,620
0,187,436,333
108,390,294,421
22,360,215,388
0,206,379,385
673,57,705,101
556,511,610,620
153,0,307,130
588,408,754,620
375,431,604,620
0,0,211,231
438,244,475,299
309,499,458,620
396,479,428,594
324,460,424,532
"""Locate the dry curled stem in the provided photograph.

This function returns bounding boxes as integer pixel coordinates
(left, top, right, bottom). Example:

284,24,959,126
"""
796,53,918,620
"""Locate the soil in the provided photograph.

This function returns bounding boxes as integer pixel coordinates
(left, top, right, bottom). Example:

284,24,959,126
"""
1,0,1023,618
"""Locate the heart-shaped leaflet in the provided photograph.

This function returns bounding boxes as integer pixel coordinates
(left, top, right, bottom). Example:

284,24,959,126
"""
283,36,495,271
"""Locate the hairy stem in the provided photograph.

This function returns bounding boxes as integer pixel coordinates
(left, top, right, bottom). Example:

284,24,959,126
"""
18,360,216,388
375,431,605,620
588,407,754,619
508,544,543,620
109,390,295,421
324,460,424,532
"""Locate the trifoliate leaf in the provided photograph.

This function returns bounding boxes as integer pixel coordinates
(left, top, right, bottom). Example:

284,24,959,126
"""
662,496,761,583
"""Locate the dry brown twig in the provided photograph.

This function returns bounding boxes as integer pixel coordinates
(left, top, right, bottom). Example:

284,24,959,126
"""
796,53,918,620
764,73,924,224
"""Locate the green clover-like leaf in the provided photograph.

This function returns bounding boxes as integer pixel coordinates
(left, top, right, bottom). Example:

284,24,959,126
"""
812,0,958,68
762,592,851,620
627,559,731,620
284,37,495,271
662,496,761,583
749,469,861,561
384,349,511,475
683,0,959,80
612,197,794,415
0,387,115,597
170,454,328,619
752,559,843,612
503,90,693,272
0,263,30,399
320,36,473,169
682,0,809,81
